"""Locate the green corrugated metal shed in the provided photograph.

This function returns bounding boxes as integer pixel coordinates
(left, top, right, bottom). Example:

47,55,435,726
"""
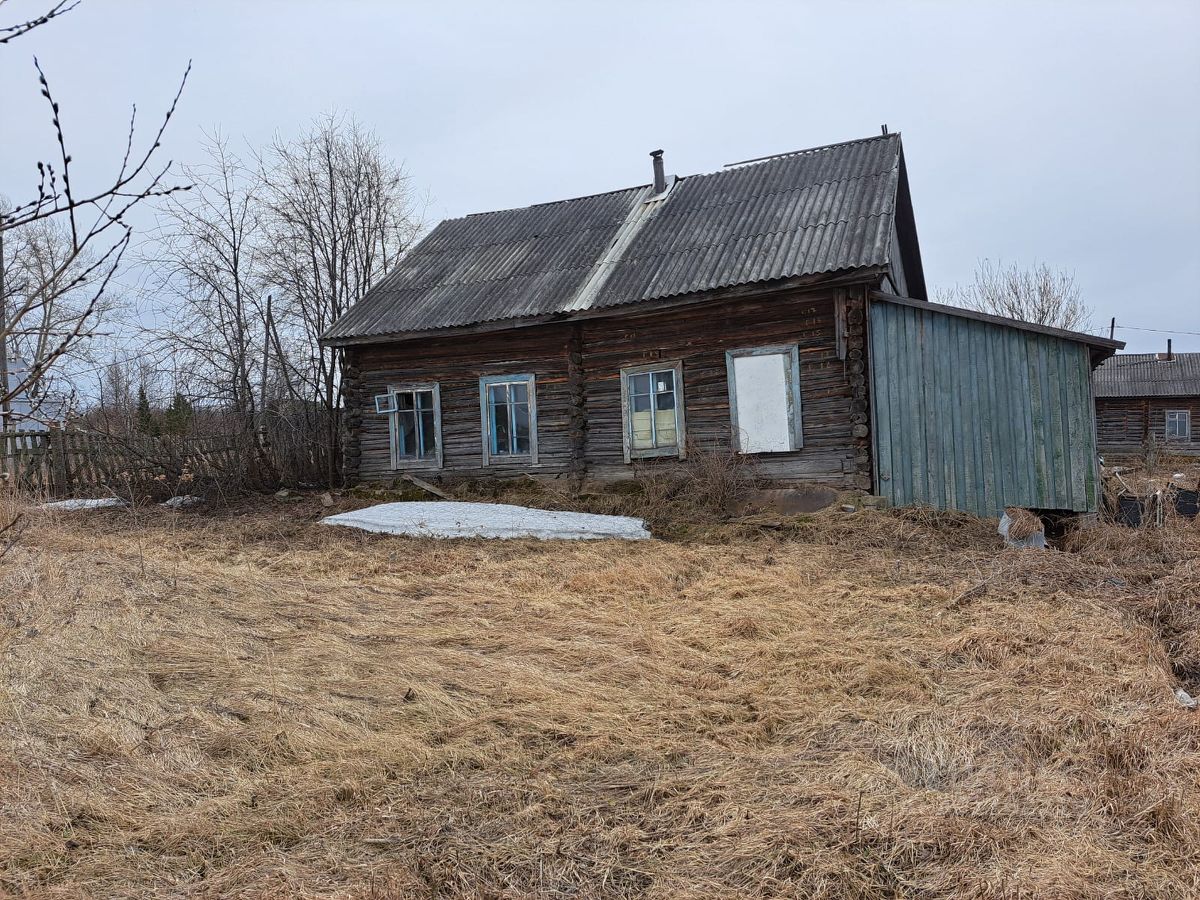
869,294,1121,516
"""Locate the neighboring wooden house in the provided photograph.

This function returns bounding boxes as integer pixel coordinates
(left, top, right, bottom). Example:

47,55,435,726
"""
1094,350,1199,456
323,133,1122,516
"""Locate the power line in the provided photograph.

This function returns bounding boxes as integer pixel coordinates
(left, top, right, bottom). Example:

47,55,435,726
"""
1113,324,1200,337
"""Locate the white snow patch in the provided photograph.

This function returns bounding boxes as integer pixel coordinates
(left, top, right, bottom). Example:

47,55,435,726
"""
40,497,127,511
321,501,652,541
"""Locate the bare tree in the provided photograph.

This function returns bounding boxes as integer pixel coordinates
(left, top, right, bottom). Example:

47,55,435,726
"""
146,135,267,428
937,260,1092,332
1,0,190,432
0,217,115,418
260,114,421,483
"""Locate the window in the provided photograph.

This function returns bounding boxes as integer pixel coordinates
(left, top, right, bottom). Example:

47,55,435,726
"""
620,360,686,462
480,374,538,465
725,344,803,454
375,384,442,468
1166,409,1191,442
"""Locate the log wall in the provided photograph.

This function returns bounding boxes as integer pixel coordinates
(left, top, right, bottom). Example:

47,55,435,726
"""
345,284,865,487
1096,397,1200,455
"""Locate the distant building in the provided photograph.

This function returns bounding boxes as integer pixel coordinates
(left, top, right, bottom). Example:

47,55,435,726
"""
2,358,70,432
1094,350,1198,455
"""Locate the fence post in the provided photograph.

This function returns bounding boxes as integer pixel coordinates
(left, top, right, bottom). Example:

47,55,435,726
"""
47,425,71,498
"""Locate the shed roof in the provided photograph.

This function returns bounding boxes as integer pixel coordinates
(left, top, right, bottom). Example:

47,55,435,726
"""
1093,352,1200,398
324,133,923,344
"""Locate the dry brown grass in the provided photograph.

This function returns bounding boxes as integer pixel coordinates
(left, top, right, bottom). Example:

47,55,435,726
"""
1,493,1199,898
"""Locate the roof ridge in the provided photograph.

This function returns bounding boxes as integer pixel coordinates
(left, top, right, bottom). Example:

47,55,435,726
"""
447,133,897,221
720,132,900,170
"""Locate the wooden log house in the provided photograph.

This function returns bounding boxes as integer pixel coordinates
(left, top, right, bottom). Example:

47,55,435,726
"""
323,134,1123,516
1094,349,1199,456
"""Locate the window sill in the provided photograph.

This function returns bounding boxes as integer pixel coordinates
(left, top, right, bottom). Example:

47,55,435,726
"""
390,460,443,471
627,446,684,462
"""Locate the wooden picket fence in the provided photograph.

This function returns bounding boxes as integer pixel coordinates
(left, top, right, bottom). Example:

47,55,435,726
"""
0,427,254,497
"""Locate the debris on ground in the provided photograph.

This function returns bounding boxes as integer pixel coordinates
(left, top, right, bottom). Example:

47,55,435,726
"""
999,507,1046,549
321,501,651,541
320,492,335,507
161,495,204,510
274,489,290,499
38,497,126,511
1176,687,1198,710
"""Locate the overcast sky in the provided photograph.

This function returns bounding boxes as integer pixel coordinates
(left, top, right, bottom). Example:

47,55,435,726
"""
3,0,1198,353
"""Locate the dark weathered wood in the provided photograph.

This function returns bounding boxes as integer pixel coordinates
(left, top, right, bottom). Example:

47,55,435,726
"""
348,283,868,489
1096,396,1200,454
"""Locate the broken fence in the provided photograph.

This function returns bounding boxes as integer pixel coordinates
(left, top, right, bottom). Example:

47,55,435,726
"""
0,428,256,496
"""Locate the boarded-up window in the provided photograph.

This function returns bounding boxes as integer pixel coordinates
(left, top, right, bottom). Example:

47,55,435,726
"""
726,345,803,454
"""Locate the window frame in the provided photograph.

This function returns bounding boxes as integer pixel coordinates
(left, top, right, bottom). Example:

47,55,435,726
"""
725,343,804,454
479,373,539,466
384,382,443,470
1165,409,1192,443
619,359,687,463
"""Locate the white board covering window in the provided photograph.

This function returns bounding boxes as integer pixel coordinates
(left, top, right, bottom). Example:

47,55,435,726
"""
480,374,538,465
1166,410,1191,442
620,360,686,462
376,383,442,469
726,345,803,454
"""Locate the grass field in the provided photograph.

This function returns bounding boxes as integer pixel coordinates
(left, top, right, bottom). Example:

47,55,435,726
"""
1,492,1198,898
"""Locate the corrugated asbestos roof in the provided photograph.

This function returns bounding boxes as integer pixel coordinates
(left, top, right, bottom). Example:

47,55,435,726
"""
324,133,907,342
1093,352,1200,398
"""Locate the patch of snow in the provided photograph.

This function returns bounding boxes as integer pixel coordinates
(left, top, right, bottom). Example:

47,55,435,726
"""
39,497,126,511
321,501,652,541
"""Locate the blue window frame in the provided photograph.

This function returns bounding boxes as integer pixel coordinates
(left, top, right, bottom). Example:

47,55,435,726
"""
479,374,538,465
381,383,442,469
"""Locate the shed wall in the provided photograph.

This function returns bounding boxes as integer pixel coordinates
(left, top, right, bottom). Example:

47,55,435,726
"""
869,300,1099,515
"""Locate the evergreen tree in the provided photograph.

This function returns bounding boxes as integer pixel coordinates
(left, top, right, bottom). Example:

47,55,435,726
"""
162,392,194,436
136,386,159,436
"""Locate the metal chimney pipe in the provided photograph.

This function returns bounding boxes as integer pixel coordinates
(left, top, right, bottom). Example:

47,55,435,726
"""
1167,338,1173,361
650,149,666,194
